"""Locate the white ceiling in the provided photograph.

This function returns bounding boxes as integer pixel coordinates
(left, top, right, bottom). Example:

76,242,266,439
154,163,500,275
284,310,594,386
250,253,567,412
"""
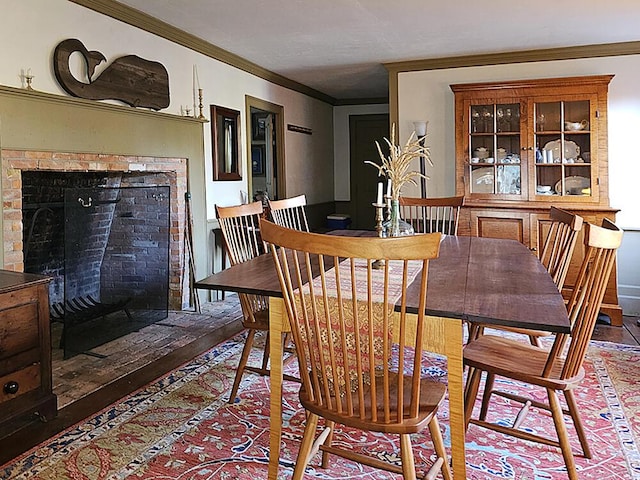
117,0,640,101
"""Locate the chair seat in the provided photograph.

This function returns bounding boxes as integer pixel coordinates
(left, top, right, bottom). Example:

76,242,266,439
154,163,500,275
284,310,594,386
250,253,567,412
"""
300,372,447,434
464,335,584,391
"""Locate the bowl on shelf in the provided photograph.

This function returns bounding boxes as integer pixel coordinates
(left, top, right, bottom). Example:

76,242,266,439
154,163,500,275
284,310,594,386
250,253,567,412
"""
536,185,552,193
564,120,589,131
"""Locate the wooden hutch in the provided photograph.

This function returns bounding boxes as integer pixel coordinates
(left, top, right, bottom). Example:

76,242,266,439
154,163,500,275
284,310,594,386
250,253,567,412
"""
451,75,622,325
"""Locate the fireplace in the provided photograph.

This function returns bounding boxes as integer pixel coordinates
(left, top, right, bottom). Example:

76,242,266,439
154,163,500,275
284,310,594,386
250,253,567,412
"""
2,150,189,356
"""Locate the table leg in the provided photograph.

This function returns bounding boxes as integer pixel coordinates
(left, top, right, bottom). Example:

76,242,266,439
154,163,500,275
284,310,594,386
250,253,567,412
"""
408,316,466,479
268,297,287,480
442,318,466,480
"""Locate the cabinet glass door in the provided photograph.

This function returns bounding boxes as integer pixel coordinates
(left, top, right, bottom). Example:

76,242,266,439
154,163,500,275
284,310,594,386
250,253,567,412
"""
534,100,592,198
469,103,521,196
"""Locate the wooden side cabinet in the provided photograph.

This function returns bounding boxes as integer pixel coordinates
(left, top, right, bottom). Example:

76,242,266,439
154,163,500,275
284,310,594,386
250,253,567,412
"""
0,271,56,437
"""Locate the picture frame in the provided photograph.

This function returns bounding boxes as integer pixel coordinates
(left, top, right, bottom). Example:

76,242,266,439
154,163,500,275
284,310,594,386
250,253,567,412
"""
211,104,241,181
252,145,265,176
252,112,267,141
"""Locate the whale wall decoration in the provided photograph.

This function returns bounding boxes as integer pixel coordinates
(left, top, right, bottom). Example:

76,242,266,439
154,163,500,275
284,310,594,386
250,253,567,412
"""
53,38,170,110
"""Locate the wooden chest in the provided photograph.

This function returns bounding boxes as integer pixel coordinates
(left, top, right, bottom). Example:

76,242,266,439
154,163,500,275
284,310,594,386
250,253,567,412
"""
0,271,56,437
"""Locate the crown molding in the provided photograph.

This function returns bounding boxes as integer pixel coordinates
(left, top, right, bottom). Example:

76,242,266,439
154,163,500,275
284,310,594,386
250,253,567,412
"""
384,41,640,74
69,0,337,105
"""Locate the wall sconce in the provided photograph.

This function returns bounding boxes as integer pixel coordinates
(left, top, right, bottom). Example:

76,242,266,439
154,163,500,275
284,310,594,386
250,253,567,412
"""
412,121,428,196
413,121,428,137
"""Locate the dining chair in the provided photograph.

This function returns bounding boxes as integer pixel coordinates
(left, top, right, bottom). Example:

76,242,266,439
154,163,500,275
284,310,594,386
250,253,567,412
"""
463,219,623,480
215,201,296,402
399,195,464,235
469,206,584,346
267,194,309,231
261,219,452,480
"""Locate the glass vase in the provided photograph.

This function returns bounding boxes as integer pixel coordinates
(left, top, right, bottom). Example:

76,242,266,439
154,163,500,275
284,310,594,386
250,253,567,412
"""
383,199,414,237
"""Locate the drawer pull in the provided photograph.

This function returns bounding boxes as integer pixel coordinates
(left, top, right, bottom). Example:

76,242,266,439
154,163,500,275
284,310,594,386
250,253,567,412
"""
4,381,19,395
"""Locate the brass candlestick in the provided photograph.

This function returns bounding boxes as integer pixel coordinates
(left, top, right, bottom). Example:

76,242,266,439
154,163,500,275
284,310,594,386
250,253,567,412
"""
24,74,34,90
372,202,386,269
197,88,206,119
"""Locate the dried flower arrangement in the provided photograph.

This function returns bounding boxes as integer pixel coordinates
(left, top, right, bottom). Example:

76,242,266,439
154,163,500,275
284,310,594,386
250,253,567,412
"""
365,123,431,201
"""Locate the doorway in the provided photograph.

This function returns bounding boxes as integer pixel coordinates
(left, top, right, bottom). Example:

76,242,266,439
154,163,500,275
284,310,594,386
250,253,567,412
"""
349,114,390,230
245,96,285,203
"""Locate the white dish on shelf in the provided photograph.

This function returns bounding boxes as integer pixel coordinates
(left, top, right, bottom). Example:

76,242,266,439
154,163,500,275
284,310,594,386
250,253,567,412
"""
554,176,590,195
543,139,580,162
471,166,494,194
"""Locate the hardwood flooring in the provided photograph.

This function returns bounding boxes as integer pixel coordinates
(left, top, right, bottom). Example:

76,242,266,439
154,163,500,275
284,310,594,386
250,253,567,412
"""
0,293,638,467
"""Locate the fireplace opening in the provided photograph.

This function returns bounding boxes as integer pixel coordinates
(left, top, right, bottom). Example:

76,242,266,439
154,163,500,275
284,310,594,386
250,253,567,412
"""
22,171,170,358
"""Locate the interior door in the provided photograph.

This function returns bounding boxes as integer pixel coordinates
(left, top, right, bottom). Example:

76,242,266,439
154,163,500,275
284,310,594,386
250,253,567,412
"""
349,114,390,230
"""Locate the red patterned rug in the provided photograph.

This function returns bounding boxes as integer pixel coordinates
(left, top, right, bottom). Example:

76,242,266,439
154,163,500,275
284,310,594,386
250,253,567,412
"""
2,333,639,479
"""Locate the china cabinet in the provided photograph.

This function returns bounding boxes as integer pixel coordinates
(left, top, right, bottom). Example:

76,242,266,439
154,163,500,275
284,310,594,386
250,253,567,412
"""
451,75,622,325
0,271,56,436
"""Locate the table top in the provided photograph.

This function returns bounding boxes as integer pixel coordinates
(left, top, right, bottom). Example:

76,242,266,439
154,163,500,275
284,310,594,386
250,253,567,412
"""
195,234,570,334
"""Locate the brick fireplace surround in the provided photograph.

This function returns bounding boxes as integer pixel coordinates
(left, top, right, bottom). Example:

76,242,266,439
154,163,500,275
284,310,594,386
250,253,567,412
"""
1,149,189,310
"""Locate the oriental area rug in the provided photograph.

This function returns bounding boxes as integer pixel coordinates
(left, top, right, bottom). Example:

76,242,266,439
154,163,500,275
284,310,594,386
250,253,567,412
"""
2,333,639,480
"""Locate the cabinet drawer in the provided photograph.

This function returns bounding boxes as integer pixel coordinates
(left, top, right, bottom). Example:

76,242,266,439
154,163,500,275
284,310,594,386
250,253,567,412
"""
0,363,41,403
0,302,39,361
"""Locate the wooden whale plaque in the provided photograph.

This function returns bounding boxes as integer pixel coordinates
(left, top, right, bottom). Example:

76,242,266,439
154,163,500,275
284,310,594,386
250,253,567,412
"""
53,38,170,110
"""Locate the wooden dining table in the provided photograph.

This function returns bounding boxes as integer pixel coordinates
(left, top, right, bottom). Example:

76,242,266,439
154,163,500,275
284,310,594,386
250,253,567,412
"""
195,233,570,479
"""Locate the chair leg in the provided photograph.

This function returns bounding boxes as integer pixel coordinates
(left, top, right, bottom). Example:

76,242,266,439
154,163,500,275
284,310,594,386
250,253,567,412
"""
428,416,453,480
262,331,271,372
564,389,592,458
547,388,579,480
479,372,495,421
292,412,320,480
320,421,335,468
529,335,543,347
399,434,417,480
228,329,257,403
464,367,482,429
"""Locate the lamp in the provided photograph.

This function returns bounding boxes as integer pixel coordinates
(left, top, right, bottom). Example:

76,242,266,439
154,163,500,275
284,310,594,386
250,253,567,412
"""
413,121,428,196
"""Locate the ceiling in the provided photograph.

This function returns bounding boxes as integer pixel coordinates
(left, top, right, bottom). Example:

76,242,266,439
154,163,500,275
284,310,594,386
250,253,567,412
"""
115,0,640,101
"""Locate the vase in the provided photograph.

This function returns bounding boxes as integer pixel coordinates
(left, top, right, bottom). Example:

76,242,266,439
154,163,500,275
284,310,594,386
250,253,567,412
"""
383,199,414,237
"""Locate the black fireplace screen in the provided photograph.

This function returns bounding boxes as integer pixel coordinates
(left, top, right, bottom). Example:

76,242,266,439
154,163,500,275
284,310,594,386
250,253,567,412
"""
22,177,170,359
59,186,170,358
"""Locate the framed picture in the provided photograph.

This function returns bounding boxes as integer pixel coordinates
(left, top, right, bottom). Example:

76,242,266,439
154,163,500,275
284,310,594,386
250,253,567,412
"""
252,145,265,176
252,112,267,141
211,104,241,181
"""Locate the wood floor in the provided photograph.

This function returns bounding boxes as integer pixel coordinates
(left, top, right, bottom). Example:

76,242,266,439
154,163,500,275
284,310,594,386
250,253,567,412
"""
0,294,638,466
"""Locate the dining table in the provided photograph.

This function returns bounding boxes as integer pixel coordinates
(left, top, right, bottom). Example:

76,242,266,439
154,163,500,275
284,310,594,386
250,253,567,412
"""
195,232,570,479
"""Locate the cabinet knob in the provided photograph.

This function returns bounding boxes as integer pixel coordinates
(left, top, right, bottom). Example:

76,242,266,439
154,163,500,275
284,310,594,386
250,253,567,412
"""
3,381,19,395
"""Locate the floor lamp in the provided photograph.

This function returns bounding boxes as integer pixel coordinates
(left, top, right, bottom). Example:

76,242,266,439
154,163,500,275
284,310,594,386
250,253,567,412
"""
413,121,428,197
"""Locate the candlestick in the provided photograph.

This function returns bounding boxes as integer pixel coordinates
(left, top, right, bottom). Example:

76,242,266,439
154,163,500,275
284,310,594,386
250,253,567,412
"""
24,68,34,90
197,88,206,120
386,178,392,198
372,201,386,269
376,182,383,205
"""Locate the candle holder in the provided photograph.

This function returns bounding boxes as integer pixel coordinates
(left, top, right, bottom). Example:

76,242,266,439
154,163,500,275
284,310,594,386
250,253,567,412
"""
197,88,206,120
24,73,34,90
372,202,386,269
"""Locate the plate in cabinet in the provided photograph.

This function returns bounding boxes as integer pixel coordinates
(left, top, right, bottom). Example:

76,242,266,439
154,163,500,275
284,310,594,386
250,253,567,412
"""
554,176,590,195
